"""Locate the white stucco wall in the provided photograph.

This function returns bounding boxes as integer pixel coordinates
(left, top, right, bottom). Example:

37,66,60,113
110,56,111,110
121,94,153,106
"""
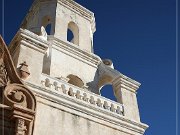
33,97,138,135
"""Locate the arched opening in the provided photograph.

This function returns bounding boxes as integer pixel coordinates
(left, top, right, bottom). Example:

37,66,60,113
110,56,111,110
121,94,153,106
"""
41,16,52,35
67,29,74,42
67,22,79,45
67,74,84,88
98,75,113,90
45,24,51,35
100,85,117,101
98,74,117,101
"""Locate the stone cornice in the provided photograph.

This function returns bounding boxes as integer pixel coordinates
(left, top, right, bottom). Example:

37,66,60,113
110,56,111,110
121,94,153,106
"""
48,36,101,67
112,74,141,93
35,0,94,21
99,63,141,93
57,0,96,32
8,29,101,68
9,29,49,55
57,0,95,22
25,79,148,135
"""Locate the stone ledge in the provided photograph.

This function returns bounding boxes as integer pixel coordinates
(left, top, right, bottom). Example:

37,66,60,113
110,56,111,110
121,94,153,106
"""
112,75,141,93
48,36,101,67
9,29,49,55
9,29,101,68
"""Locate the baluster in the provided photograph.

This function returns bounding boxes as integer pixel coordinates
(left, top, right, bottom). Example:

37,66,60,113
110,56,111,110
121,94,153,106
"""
110,104,115,112
45,78,51,88
116,106,122,115
53,81,58,90
103,101,109,110
61,84,67,94
75,90,81,99
89,96,95,105
82,93,88,102
68,87,74,97
96,98,102,107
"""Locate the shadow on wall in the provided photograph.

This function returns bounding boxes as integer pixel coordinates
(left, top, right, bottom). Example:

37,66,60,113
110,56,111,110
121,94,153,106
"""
67,74,84,88
42,47,51,75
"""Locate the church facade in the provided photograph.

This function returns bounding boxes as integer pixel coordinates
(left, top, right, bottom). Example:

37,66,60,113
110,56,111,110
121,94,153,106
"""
0,0,148,135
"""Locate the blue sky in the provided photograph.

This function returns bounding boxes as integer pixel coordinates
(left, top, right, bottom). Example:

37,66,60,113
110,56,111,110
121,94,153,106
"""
0,0,177,134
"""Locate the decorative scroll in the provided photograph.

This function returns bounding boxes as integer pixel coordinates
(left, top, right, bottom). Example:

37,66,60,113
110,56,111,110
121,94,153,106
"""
3,84,36,110
0,35,36,135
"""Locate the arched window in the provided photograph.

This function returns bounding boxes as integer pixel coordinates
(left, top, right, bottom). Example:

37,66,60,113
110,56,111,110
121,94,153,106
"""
67,74,84,88
67,22,79,45
100,85,117,101
45,24,51,35
67,29,74,42
41,16,52,35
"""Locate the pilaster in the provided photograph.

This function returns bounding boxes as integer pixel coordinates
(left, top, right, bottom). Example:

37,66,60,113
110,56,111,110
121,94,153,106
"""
112,76,141,122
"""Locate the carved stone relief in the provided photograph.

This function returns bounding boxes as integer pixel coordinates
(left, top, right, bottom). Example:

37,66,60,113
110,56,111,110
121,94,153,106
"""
18,61,30,80
0,36,36,135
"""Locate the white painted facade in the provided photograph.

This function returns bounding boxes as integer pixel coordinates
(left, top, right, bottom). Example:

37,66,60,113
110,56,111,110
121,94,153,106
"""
8,0,148,134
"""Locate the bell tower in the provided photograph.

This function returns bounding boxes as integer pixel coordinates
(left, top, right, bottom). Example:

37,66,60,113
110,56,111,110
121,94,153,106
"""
13,0,99,91
6,0,148,135
21,0,96,52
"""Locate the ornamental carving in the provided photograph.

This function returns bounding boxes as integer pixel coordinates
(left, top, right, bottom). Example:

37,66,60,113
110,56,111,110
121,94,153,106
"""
0,36,36,135
3,84,36,110
0,47,8,87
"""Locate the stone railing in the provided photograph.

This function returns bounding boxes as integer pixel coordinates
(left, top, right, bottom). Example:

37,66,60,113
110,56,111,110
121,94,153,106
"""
40,74,124,116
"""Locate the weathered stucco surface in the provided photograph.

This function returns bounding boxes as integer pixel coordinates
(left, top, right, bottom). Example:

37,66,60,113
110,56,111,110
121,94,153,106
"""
34,102,128,135
33,97,140,135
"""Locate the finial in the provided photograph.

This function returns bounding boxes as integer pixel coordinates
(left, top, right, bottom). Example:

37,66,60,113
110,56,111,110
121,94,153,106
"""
18,61,30,79
102,59,114,69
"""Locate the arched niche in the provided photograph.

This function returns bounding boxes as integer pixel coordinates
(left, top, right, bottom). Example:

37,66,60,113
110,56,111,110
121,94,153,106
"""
67,21,79,45
67,74,84,88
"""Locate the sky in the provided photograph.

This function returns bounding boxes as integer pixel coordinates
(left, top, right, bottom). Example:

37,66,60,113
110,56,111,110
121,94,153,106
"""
0,0,177,135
